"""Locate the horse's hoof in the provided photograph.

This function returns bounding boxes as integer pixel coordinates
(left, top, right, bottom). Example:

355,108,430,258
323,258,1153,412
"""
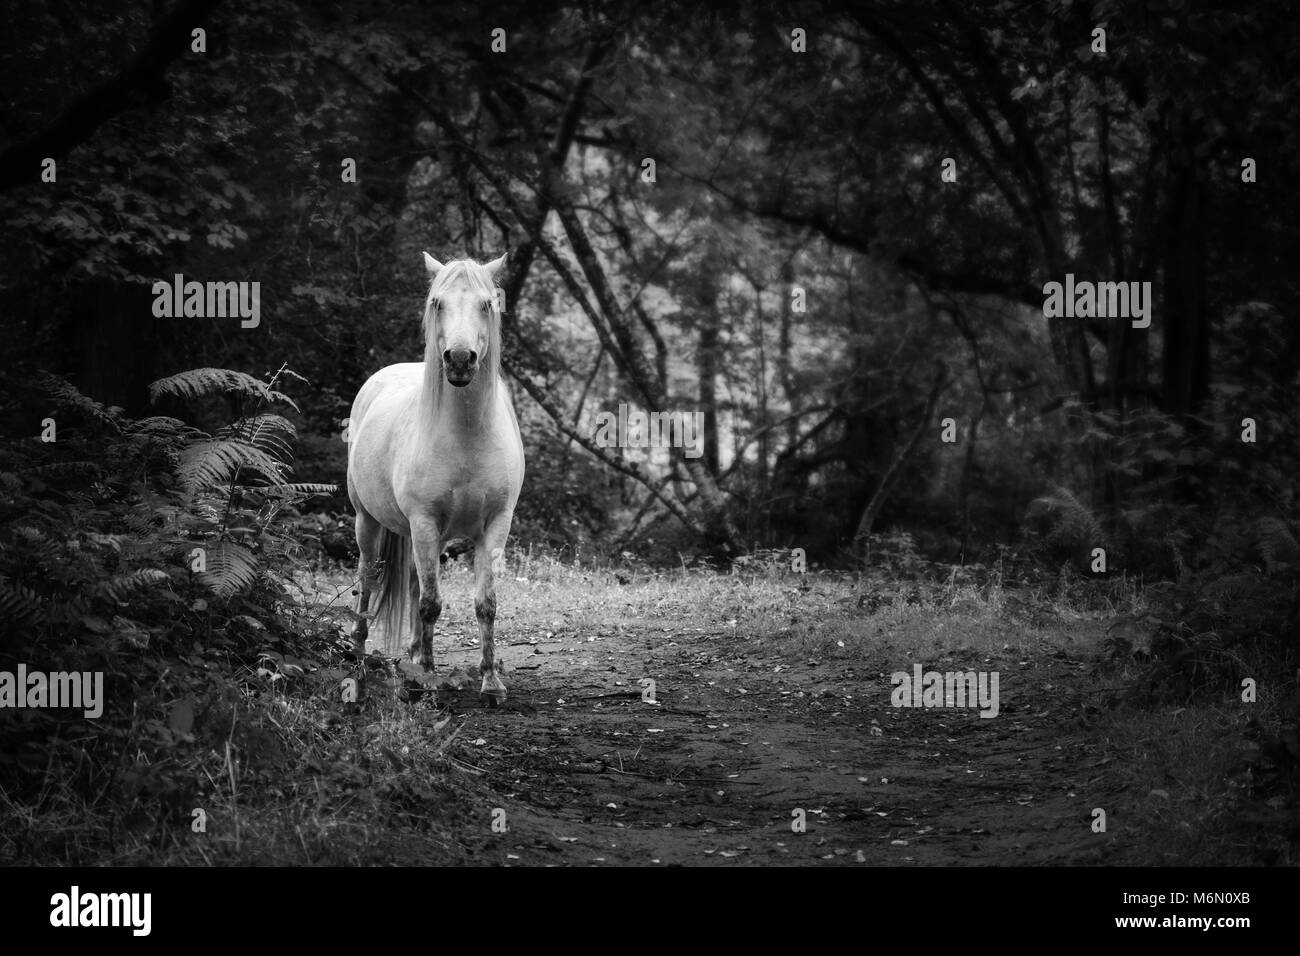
480,690,506,708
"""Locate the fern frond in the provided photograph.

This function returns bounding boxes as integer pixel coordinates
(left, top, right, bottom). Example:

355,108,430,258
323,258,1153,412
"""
36,373,123,432
149,368,301,412
1027,484,1106,551
220,414,296,462
1255,517,1300,573
0,580,44,624
124,508,160,535
178,440,289,491
85,533,126,553
256,482,338,500
129,416,199,440
98,568,170,604
1198,573,1260,601
197,542,260,597
12,525,46,544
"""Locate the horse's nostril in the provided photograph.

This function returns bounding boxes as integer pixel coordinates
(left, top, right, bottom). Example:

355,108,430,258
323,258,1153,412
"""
445,348,475,367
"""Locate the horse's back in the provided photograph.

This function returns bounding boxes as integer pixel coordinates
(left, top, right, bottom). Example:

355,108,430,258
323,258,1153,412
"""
351,363,422,423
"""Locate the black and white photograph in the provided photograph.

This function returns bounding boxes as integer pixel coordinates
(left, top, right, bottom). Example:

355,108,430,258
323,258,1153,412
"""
0,0,1295,926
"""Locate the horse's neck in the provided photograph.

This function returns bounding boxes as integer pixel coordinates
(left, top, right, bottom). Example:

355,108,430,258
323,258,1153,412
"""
419,362,497,438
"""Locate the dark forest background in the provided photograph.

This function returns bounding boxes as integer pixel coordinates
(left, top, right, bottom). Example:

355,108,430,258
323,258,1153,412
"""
3,0,1298,570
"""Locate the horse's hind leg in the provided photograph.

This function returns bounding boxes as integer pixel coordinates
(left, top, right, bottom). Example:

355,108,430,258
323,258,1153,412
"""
474,514,512,707
352,510,383,659
407,515,442,670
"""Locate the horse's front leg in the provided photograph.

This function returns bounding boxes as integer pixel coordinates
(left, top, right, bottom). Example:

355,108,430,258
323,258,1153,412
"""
475,514,512,707
407,516,442,671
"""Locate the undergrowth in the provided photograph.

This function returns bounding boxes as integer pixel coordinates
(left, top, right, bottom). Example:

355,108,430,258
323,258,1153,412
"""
0,365,487,863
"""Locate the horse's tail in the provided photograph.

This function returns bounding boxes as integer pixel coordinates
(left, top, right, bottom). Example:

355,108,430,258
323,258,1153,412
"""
372,528,415,657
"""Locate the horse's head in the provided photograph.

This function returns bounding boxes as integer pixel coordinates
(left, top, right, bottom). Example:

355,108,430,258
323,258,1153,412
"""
422,252,507,388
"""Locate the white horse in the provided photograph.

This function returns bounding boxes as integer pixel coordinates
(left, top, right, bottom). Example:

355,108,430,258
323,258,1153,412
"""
346,252,524,706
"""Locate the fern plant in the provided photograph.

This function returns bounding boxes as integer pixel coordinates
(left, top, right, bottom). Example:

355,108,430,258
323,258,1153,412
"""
1025,483,1107,570
1,366,334,626
149,367,302,410
145,363,334,596
0,363,342,827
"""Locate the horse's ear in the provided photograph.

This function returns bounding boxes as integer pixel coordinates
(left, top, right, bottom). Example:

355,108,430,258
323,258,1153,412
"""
422,252,444,279
485,252,508,279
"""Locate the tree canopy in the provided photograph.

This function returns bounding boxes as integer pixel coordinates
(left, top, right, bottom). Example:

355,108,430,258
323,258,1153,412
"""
3,0,1296,567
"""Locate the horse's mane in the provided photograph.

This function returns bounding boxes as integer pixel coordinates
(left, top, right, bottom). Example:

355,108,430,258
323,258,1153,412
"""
420,258,503,418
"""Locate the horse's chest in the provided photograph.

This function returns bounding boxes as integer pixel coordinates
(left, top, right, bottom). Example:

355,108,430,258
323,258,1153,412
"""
432,474,496,509
412,462,512,528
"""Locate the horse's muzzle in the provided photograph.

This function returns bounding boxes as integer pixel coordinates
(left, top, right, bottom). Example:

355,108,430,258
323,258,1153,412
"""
443,348,478,387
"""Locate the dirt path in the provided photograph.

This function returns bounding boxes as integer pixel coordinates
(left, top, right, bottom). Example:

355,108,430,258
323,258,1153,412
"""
416,611,1116,866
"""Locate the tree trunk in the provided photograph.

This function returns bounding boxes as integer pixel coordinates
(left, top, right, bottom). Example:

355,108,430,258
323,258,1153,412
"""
853,365,948,553
697,282,721,476
1160,115,1211,418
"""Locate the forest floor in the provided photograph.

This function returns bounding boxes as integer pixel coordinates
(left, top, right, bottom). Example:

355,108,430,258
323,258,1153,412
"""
15,559,1266,866
254,559,1262,867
